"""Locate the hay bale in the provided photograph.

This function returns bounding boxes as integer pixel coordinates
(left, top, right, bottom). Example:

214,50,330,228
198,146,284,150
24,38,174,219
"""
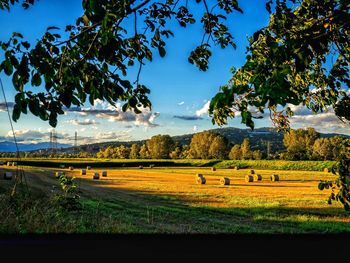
149,164,154,168
271,174,279,182
81,169,86,175
87,166,92,170
250,169,255,174
4,172,13,180
196,176,206,184
55,171,64,178
139,165,143,169
324,168,329,173
220,177,230,185
196,173,204,178
93,172,100,180
234,166,239,170
245,175,254,182
7,162,12,167
69,166,74,171
254,174,262,181
102,171,107,177
212,167,216,171
12,162,17,166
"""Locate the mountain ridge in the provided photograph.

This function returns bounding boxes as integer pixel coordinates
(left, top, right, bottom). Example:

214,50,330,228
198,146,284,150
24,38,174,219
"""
1,127,349,153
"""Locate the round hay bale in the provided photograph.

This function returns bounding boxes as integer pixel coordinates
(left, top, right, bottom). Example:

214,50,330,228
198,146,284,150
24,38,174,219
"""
212,167,216,171
234,166,239,170
250,169,255,174
324,168,329,173
87,166,92,170
271,174,279,182
93,172,100,180
196,176,206,184
81,169,87,175
139,165,143,169
220,177,230,185
102,171,107,177
69,166,74,171
149,164,154,168
4,172,13,180
12,162,17,166
196,173,204,178
7,162,12,167
254,174,262,181
55,171,63,178
245,175,254,182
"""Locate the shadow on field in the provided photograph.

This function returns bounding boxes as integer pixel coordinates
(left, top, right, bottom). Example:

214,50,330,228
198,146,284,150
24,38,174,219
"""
1,166,349,234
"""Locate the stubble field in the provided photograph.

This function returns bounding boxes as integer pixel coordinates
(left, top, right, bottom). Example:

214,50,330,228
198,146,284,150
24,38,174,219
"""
1,164,349,233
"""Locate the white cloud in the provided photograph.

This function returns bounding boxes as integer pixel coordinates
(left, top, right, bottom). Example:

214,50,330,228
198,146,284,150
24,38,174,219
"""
2,129,69,144
66,119,99,126
0,102,14,112
193,125,198,132
195,101,210,117
66,100,160,127
178,101,185,106
290,108,350,134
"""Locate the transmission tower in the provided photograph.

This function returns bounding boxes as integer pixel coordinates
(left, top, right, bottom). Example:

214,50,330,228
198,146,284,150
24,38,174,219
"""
49,131,52,153
51,129,58,156
74,131,78,155
266,140,271,159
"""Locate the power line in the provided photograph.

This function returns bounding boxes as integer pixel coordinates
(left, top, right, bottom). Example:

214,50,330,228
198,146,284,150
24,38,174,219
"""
0,78,28,195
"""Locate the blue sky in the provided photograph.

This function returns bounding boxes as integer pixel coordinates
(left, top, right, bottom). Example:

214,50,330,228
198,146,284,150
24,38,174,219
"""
0,0,349,146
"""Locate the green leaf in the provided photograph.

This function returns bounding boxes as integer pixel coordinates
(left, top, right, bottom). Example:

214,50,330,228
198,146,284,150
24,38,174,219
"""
31,73,42,87
3,59,13,76
12,104,21,122
28,99,40,116
158,46,166,58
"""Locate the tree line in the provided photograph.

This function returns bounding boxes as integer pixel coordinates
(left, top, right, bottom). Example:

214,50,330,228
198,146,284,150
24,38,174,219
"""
1,127,348,161
94,128,348,161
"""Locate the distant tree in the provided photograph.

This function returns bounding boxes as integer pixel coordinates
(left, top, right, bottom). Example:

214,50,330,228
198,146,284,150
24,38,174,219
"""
283,128,320,160
229,144,241,160
115,145,130,159
180,144,191,159
129,144,140,159
147,134,174,159
252,150,263,160
241,138,252,160
208,135,228,159
312,138,333,160
189,131,223,159
139,144,150,159
169,146,183,159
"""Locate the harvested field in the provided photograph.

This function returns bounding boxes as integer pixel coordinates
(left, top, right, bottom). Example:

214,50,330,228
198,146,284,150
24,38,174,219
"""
0,165,348,234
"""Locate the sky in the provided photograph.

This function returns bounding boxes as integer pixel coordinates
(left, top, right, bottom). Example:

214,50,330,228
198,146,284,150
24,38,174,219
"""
0,0,349,146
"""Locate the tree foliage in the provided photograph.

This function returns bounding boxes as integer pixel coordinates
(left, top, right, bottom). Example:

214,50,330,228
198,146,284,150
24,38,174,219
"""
209,0,350,131
0,0,243,127
147,134,174,159
189,130,228,159
283,127,320,160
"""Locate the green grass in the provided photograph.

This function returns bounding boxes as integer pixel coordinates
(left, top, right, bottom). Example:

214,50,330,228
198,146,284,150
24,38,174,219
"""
0,157,337,171
215,160,336,171
1,184,349,234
